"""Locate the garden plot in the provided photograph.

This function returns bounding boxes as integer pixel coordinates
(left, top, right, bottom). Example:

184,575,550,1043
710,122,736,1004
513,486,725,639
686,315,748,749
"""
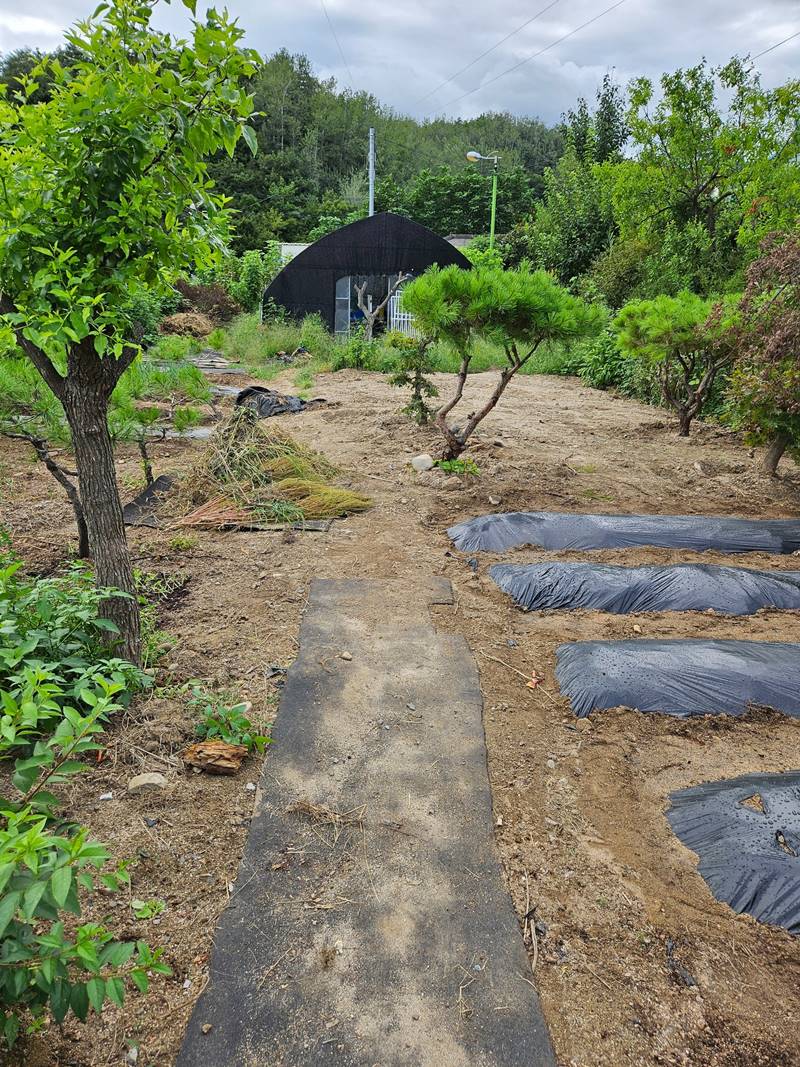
490,561,800,615
5,367,800,1067
668,771,800,934
555,639,800,719
449,510,800,554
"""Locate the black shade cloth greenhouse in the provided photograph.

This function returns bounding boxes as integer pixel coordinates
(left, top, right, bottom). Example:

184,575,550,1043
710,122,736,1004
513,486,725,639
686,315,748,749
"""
667,771,800,934
448,511,800,555
555,640,800,718
490,562,800,615
264,212,470,330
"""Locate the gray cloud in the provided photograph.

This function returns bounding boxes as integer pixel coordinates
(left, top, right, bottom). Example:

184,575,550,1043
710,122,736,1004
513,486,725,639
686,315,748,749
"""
0,0,796,123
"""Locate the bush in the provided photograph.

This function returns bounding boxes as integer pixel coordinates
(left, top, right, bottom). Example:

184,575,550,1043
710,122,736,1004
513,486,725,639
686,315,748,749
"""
387,336,438,423
0,562,168,1048
221,248,283,313
174,279,240,323
123,289,182,349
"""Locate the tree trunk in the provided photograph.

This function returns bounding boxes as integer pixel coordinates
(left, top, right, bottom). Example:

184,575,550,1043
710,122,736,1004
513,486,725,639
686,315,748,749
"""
61,383,141,663
678,410,692,437
762,430,791,477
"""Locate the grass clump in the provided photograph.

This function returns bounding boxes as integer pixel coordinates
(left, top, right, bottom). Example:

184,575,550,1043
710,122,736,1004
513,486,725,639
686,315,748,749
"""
179,407,371,523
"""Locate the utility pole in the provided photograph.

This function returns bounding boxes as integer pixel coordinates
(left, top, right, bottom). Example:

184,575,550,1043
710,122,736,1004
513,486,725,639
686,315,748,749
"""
489,157,498,249
368,127,375,217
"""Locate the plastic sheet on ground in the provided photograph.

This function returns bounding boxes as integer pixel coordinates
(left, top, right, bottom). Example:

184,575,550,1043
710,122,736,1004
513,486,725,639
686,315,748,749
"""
448,511,800,555
122,475,173,528
668,771,800,934
490,562,800,615
236,386,319,418
555,639,800,719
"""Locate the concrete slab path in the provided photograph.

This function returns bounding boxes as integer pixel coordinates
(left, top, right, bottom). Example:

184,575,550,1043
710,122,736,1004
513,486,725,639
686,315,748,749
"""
177,577,555,1067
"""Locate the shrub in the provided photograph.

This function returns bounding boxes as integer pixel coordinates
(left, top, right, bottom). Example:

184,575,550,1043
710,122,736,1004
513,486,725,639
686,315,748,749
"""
174,279,240,323
387,336,438,423
615,291,737,435
189,687,270,753
0,562,167,1047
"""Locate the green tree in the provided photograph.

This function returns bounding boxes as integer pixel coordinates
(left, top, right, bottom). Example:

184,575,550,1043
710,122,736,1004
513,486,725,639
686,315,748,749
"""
613,59,800,294
402,265,600,457
0,0,258,660
615,292,737,436
503,148,616,282
376,164,534,237
562,74,627,164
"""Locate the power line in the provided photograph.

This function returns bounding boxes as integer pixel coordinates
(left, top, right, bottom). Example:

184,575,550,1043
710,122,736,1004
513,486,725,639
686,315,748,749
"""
434,0,629,114
413,0,563,107
752,29,800,60
320,0,354,88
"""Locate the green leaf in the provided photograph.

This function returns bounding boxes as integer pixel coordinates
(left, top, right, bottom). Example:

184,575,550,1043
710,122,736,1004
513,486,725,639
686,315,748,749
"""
241,125,257,157
87,977,106,1013
3,1015,20,1048
130,969,149,994
106,976,125,1007
0,891,21,938
71,982,90,1022
50,866,73,908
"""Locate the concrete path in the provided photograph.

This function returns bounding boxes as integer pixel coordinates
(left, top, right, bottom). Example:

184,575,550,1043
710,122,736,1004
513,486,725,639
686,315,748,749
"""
177,577,555,1067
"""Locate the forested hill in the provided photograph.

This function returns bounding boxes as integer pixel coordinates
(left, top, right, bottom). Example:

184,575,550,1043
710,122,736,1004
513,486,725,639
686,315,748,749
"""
0,44,573,246
206,50,565,248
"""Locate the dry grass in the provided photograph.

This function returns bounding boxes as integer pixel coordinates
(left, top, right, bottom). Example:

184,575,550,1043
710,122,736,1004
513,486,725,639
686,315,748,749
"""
176,407,371,523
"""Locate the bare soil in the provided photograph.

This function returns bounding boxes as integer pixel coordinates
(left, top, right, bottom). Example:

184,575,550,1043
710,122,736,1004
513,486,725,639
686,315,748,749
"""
2,367,800,1067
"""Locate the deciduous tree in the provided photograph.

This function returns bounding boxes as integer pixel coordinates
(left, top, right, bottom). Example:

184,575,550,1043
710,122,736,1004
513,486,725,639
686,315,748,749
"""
726,232,800,475
0,0,258,660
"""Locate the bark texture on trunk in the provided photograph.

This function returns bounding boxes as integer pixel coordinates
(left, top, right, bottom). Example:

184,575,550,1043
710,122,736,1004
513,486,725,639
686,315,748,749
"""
61,380,141,663
762,430,791,477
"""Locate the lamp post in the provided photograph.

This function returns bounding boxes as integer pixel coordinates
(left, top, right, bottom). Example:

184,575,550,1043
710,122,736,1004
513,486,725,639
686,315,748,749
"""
466,150,500,248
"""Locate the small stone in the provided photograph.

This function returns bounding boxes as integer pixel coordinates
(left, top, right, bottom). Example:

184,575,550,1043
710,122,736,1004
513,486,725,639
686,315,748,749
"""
406,702,416,711
492,439,504,448
340,651,353,661
400,497,408,504
201,1024,213,1035
128,772,168,793
546,758,556,769
575,718,593,732
125,1048,139,1066
144,817,159,828
441,476,462,490
245,782,257,792
489,496,501,506
411,453,435,472
632,624,642,634
99,792,113,802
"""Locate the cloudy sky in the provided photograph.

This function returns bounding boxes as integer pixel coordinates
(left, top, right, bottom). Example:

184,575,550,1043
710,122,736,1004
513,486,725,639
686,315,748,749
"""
0,1,797,123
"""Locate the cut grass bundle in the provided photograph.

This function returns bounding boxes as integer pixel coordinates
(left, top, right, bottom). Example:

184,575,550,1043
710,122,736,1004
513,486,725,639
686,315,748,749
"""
178,407,371,523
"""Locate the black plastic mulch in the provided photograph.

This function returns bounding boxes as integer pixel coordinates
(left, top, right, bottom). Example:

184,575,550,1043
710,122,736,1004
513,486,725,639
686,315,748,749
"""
668,771,800,934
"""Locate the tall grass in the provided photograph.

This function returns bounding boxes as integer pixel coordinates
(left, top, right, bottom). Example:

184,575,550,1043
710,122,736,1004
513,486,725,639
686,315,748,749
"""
218,313,337,376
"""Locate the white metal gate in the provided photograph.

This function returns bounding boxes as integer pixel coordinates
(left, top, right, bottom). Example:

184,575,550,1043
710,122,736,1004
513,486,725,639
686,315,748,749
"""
388,285,419,337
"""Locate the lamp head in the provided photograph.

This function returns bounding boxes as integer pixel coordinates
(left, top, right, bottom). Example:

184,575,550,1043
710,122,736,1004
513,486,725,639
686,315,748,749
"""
466,150,482,163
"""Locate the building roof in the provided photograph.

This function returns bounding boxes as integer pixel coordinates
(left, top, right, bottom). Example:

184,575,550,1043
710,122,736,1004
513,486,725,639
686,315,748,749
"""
264,212,471,330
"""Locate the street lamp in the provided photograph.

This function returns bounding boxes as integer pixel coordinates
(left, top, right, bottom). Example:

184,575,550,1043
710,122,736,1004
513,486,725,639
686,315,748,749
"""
466,150,500,248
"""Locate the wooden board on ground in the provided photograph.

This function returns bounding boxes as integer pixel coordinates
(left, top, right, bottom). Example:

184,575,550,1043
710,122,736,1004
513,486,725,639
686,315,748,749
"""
176,577,555,1067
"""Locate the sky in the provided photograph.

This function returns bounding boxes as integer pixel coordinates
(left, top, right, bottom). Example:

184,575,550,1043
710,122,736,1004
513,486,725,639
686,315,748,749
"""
0,1,797,124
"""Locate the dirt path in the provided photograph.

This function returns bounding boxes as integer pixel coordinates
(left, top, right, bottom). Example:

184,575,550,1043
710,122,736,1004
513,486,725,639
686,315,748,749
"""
4,368,800,1066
